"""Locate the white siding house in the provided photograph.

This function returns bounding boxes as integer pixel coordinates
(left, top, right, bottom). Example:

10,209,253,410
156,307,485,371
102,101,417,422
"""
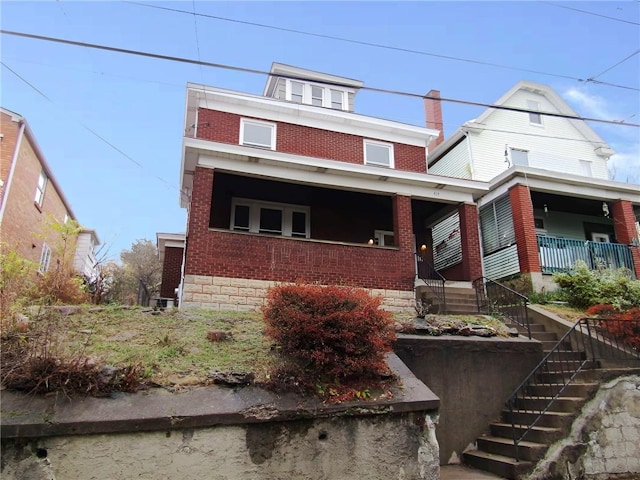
73,229,100,280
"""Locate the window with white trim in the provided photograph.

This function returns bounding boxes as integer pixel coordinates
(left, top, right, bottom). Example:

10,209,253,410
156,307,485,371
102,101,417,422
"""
364,140,394,168
34,170,47,207
231,199,310,238
510,148,529,166
527,100,542,125
579,160,592,177
284,80,350,111
374,230,395,246
290,81,304,103
39,243,51,273
331,90,344,110
311,86,324,107
239,119,276,150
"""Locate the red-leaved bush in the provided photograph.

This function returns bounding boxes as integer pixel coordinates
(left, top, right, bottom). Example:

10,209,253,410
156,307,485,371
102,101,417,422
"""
262,284,396,397
587,304,640,350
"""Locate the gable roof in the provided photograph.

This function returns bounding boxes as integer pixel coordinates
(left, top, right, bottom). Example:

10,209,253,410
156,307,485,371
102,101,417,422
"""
429,80,615,164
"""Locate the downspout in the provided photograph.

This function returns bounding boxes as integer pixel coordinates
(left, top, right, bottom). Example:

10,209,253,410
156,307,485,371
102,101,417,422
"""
0,121,26,224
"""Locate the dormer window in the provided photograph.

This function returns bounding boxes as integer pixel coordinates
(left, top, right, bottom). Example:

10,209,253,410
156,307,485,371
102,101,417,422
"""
285,80,349,111
527,100,542,125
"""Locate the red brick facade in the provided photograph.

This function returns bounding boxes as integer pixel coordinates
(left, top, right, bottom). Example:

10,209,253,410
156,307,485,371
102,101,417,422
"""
160,247,184,298
185,167,416,291
0,111,72,265
611,200,640,278
196,109,427,173
509,184,541,273
459,203,483,281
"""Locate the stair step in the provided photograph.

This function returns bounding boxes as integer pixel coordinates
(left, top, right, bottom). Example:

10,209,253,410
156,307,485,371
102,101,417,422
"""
477,435,547,462
526,382,598,398
502,409,575,429
463,450,532,480
510,323,547,333
490,422,564,444
515,395,586,412
543,351,585,361
541,360,586,374
530,331,559,342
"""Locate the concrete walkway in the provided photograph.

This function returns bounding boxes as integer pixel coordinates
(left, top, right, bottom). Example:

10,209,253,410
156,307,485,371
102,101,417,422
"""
441,464,505,479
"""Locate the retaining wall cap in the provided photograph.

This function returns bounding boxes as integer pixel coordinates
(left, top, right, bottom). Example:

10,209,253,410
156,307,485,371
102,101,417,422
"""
0,354,439,439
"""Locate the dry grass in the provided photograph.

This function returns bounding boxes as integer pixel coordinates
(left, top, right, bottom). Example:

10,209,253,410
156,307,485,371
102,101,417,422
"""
532,303,586,322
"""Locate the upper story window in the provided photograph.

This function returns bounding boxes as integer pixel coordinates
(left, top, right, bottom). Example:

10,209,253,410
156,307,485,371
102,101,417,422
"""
34,170,47,207
231,198,310,238
39,243,51,273
579,160,593,177
364,139,394,168
510,148,529,166
240,119,276,150
285,80,349,111
527,100,542,125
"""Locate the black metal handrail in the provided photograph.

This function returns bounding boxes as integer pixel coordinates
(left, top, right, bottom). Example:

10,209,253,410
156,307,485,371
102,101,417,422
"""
505,317,640,461
415,255,447,314
472,276,531,339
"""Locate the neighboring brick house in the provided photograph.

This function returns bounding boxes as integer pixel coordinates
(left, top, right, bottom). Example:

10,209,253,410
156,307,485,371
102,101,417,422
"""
175,63,487,312
428,81,640,290
157,232,185,305
0,107,100,277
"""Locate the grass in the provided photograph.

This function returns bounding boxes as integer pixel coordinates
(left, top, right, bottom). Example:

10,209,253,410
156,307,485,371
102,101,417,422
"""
22,305,275,388
531,303,586,322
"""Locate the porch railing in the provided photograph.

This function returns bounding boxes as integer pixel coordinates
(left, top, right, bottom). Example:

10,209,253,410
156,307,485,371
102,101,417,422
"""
537,235,635,275
505,317,640,461
473,276,531,339
416,255,447,314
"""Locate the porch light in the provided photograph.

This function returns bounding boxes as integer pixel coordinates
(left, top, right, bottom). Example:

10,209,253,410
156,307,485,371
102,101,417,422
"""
602,202,609,217
368,239,374,245
420,244,427,253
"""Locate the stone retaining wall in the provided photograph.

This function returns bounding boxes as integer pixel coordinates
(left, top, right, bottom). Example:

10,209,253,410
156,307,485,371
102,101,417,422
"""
180,274,416,313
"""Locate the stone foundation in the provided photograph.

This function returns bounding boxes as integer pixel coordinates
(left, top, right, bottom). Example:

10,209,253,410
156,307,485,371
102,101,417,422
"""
180,274,416,313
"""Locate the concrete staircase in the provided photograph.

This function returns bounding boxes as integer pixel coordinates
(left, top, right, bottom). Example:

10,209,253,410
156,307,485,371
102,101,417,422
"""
415,281,478,315
462,319,600,479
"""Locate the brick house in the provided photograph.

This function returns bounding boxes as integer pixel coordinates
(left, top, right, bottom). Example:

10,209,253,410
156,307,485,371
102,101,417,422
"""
428,81,640,291
156,232,185,305
175,63,488,312
0,107,100,277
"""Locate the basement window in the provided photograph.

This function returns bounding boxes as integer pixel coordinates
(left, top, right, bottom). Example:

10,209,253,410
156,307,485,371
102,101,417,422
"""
231,198,310,238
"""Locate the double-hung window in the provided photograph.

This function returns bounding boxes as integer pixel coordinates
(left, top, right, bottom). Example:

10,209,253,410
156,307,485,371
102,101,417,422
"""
284,80,348,111
35,170,47,207
364,140,394,168
331,90,344,110
231,199,310,238
290,82,304,103
311,86,324,107
240,119,276,150
39,243,51,273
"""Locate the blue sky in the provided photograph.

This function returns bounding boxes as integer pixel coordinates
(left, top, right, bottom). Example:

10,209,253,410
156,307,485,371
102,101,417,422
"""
2,1,639,260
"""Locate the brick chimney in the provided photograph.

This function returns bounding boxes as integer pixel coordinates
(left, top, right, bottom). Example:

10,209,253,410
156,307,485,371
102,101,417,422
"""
424,89,444,149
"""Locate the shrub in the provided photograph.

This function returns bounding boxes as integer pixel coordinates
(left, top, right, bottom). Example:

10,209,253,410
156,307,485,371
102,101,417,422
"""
262,284,396,399
586,305,640,351
0,245,36,327
553,261,640,309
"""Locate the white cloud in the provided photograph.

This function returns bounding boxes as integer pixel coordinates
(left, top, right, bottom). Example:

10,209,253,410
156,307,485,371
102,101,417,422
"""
564,87,615,120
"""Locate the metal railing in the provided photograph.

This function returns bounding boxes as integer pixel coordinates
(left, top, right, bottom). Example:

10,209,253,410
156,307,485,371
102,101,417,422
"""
416,255,447,314
505,317,640,461
473,276,531,338
537,235,635,275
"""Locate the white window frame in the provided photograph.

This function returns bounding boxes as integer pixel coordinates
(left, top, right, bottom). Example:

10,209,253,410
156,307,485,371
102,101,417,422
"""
579,160,593,177
39,243,51,273
374,230,395,247
239,118,276,150
284,79,351,111
364,139,394,168
34,170,47,207
510,148,529,166
527,100,543,126
230,198,310,238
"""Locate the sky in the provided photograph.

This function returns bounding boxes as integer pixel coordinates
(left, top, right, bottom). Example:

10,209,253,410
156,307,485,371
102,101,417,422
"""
1,1,639,261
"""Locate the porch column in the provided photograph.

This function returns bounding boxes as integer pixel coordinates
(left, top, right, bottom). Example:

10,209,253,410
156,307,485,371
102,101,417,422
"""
185,166,215,274
392,194,417,281
458,203,483,281
509,184,541,274
611,200,640,278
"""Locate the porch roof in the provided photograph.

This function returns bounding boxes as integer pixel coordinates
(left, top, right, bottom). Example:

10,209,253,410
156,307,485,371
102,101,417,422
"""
156,232,186,263
181,138,489,208
478,165,640,207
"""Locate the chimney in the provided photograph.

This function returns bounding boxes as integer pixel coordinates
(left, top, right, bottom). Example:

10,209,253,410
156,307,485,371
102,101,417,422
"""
424,89,444,149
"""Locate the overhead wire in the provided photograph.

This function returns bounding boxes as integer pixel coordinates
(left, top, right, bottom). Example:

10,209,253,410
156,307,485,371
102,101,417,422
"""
125,1,638,92
2,29,638,127
539,1,640,26
587,49,640,82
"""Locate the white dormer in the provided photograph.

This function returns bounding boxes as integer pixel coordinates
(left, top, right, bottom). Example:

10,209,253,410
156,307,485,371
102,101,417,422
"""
263,63,364,112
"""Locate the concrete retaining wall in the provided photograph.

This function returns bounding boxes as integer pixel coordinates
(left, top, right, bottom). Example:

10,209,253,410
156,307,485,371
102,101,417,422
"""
394,334,543,465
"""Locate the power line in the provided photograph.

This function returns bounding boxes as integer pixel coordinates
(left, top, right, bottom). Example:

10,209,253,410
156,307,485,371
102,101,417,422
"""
540,1,640,26
587,49,640,82
1,61,184,194
126,1,638,92
2,29,638,128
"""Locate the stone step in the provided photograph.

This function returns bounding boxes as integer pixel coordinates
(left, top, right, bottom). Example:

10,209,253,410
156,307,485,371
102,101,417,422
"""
463,450,532,480
510,323,547,333
542,351,585,361
526,382,598,398
529,331,559,342
514,395,587,413
542,359,586,373
477,436,547,462
490,422,564,445
502,409,576,429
